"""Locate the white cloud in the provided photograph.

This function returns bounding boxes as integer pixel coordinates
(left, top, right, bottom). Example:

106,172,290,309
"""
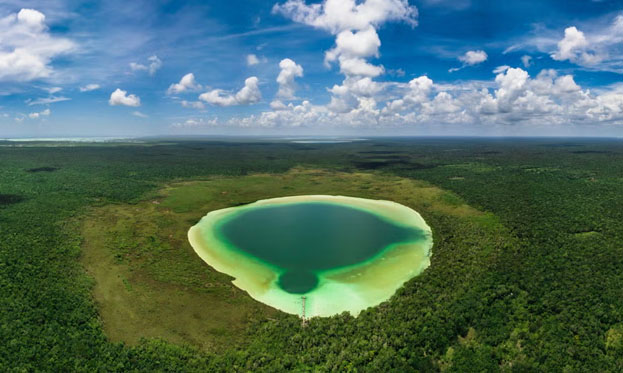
167,73,201,95
171,3,623,131
327,76,385,114
129,63,143,71
551,26,599,65
80,83,100,92
219,66,623,129
45,86,62,94
199,91,236,107
199,76,261,106
181,100,205,109
130,55,162,75
27,96,70,105
493,67,530,112
274,0,418,122
275,0,416,80
172,117,218,128
450,50,487,72
270,100,288,110
459,50,487,65
132,111,148,118
0,8,75,81
148,56,162,75
247,54,260,66
235,100,330,128
587,90,623,121
28,108,50,119
17,8,45,27
383,75,433,114
109,88,141,107
323,25,384,78
273,0,418,34
521,55,532,68
512,14,623,73
276,58,304,99
339,56,384,77
331,77,383,97
325,26,381,65
493,65,510,74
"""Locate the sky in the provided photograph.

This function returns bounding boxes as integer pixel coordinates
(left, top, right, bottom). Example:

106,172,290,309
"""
1,0,622,138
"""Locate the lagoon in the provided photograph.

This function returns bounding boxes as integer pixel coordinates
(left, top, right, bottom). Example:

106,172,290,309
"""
188,195,433,317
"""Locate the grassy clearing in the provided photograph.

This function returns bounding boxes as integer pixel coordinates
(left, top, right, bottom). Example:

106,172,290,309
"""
80,167,497,352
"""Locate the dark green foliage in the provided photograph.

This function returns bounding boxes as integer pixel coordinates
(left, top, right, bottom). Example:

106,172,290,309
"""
26,167,59,173
0,194,24,206
1,138,623,371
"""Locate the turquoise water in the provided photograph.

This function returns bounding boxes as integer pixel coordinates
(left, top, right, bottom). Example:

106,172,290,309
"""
215,202,427,294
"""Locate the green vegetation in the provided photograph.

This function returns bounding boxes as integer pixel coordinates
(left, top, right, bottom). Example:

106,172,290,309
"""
102,171,437,319
1,138,623,371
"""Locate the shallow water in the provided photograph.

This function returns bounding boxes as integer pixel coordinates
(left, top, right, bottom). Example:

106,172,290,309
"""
188,195,433,317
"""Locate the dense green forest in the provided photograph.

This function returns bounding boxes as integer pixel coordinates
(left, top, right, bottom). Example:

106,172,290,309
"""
1,138,623,371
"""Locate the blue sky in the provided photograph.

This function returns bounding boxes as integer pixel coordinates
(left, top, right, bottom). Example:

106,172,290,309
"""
1,0,622,137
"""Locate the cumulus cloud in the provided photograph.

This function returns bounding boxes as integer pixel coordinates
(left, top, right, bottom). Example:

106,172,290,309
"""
450,50,487,72
109,88,141,107
322,24,383,78
276,58,304,99
586,89,623,121
80,83,100,92
551,26,599,65
0,8,75,81
471,67,602,123
270,100,288,110
383,76,433,113
511,14,623,73
324,26,382,76
459,50,488,65
220,66,623,129
132,111,148,118
273,0,417,33
167,73,201,95
130,55,162,75
172,2,623,131
274,0,417,120
551,16,623,71
28,108,50,119
275,0,416,80
198,76,261,106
